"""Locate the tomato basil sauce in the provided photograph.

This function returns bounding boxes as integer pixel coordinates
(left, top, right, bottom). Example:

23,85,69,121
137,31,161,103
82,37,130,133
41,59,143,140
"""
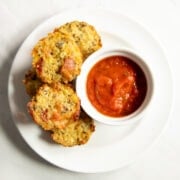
86,56,147,117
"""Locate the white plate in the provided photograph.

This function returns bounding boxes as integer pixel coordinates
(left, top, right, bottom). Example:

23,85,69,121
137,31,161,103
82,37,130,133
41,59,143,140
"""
8,8,173,173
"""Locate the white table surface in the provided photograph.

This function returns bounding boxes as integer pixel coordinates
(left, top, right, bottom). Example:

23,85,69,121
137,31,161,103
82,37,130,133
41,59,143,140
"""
1,0,180,179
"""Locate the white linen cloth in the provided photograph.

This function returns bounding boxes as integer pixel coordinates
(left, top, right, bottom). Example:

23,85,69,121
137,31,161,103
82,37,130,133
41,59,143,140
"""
0,0,180,179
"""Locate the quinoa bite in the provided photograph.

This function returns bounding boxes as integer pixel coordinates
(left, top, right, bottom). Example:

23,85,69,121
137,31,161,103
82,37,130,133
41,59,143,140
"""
32,31,83,84
55,21,102,59
27,83,80,130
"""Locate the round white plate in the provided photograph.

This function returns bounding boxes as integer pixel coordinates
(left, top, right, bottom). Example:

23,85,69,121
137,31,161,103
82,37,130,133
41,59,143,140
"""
8,8,173,173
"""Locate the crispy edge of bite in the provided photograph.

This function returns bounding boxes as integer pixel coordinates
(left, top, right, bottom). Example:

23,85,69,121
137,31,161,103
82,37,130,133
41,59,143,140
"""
55,21,102,59
32,31,83,84
27,83,80,130
51,111,95,147
23,68,43,97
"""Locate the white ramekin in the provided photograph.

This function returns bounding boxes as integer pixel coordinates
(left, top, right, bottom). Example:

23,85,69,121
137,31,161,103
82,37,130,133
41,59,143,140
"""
76,47,154,125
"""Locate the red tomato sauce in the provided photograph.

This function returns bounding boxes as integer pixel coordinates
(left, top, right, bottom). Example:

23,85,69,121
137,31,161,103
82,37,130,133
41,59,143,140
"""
86,56,147,117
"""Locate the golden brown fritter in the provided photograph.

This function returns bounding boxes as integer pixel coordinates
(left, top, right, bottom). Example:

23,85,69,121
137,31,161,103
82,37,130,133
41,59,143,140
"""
55,21,102,59
23,68,43,97
32,31,83,84
27,83,80,130
51,111,95,147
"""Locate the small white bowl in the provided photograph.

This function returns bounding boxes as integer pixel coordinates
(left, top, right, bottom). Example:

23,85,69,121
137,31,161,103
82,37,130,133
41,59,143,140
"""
76,48,154,125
